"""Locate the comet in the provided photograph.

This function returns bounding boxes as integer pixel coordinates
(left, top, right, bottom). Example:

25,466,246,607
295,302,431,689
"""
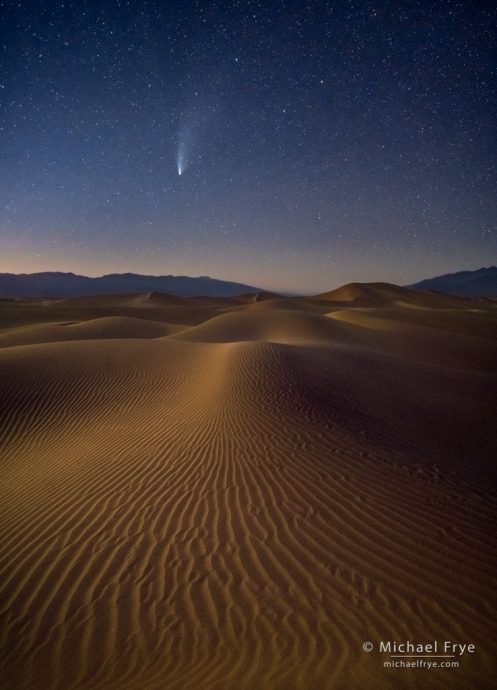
176,107,208,176
176,133,188,176
176,151,184,176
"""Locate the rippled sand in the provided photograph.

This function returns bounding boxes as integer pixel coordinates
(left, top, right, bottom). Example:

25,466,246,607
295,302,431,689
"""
1,285,496,689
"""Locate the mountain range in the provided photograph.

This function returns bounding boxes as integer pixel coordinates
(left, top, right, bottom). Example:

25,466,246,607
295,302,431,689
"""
409,266,497,297
0,266,496,299
0,272,260,299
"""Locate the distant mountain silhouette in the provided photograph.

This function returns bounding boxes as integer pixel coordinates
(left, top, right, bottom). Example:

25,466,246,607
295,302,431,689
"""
0,272,262,299
409,267,497,297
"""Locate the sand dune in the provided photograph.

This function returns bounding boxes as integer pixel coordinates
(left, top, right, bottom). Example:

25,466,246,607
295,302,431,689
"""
1,285,496,689
170,309,363,345
0,317,184,348
317,280,469,304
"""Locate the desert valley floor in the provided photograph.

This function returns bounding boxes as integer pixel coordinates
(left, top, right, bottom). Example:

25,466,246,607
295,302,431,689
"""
1,283,496,690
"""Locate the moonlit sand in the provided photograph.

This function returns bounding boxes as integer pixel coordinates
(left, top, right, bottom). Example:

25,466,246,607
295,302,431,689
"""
1,284,496,689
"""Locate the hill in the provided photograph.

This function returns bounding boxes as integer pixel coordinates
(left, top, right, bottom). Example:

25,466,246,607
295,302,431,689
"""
409,266,497,297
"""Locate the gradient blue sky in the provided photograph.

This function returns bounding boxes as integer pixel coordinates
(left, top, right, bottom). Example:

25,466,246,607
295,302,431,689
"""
1,0,496,292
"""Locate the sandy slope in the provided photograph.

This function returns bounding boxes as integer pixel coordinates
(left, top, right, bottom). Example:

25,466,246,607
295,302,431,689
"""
1,285,497,689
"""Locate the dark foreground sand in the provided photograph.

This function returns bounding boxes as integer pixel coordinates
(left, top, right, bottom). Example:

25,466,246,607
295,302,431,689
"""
1,284,496,689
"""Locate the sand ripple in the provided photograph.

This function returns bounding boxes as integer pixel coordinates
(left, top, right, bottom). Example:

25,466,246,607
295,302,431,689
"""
1,291,497,689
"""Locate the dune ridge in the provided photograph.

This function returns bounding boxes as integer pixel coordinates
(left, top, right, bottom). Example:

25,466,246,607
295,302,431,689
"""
1,285,497,689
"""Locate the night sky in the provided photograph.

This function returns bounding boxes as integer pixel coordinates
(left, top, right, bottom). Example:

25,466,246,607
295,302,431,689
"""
1,1,496,292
